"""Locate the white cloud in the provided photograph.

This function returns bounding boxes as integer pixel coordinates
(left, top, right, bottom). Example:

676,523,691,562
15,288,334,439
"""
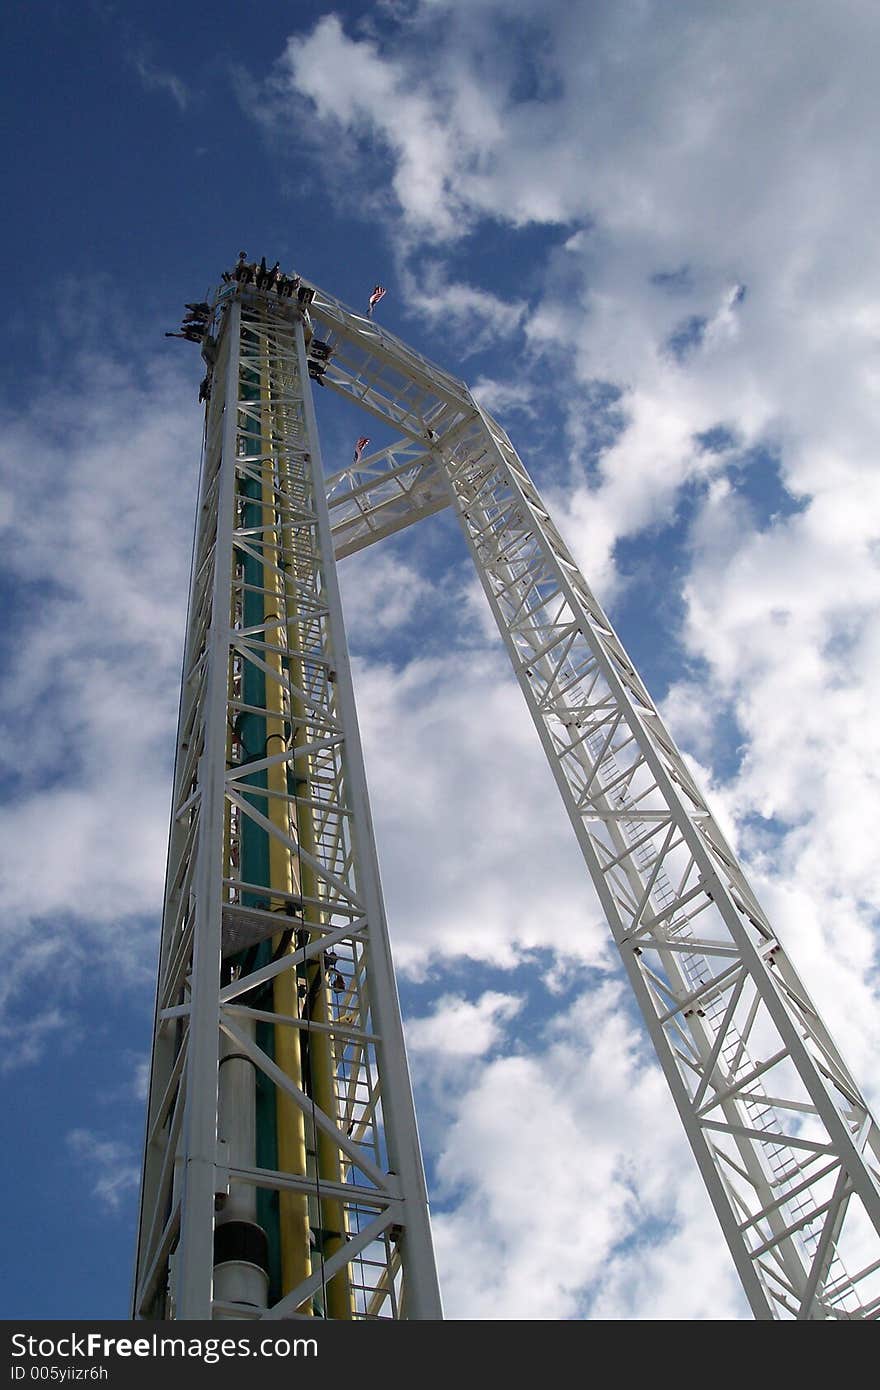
425,982,746,1319
257,3,873,258
398,265,527,350
349,645,613,978
0,349,201,1039
0,1006,66,1073
67,1128,140,1212
337,548,434,639
470,376,536,417
131,52,190,111
406,991,524,1058
274,16,473,239
260,4,880,588
132,1055,151,1103
676,478,880,1093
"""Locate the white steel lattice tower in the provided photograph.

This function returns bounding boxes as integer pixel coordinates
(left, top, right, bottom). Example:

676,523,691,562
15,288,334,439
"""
134,273,880,1321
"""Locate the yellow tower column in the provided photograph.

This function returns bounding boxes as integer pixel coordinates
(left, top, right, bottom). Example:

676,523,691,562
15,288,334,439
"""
275,373,353,1320
257,319,313,1305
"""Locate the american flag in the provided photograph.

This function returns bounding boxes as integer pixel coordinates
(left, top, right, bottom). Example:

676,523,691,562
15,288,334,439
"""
368,284,386,315
353,436,370,465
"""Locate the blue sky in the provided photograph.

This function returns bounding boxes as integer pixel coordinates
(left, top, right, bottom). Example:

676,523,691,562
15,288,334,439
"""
2,0,880,1320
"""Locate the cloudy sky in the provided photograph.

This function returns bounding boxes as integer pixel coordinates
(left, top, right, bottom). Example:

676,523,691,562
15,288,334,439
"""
2,0,879,1320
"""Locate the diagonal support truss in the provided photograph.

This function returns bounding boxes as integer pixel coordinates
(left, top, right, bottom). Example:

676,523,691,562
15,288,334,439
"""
301,279,880,1320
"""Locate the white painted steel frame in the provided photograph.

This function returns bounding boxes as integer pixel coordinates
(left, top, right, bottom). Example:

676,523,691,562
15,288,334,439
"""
133,286,441,1321
137,269,880,1322
306,285,473,559
301,282,880,1319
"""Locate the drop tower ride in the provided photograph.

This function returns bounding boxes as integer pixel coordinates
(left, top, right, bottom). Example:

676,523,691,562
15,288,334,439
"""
134,270,880,1321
